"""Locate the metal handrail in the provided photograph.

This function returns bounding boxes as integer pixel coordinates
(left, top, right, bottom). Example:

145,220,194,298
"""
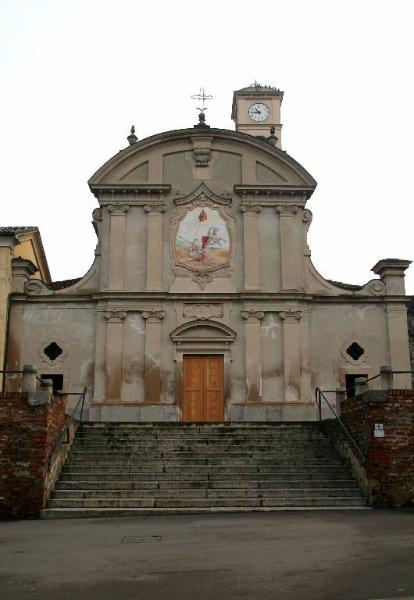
321,369,414,399
315,387,366,463
47,387,87,470
0,369,25,392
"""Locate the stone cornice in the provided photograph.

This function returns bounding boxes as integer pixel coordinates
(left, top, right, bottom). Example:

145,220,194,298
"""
11,291,411,306
90,184,171,202
234,185,313,203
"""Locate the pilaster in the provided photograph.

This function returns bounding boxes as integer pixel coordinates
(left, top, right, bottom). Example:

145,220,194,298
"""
142,308,165,402
145,202,166,291
280,310,302,401
103,310,127,401
277,205,299,290
241,309,264,402
385,306,412,388
107,204,129,290
241,202,261,291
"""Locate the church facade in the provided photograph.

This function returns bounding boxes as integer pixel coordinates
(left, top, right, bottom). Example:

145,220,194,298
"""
5,85,412,421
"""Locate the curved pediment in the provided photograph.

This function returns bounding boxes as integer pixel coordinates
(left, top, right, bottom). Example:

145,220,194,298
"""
170,319,237,342
88,128,316,196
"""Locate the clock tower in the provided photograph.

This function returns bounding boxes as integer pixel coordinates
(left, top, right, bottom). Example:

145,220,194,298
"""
231,82,284,148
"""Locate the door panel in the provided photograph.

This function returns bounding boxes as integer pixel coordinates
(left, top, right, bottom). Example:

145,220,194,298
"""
182,356,204,421
204,356,224,422
182,355,224,422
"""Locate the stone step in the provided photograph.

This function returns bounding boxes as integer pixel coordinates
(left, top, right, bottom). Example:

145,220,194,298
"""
59,470,350,481
56,478,357,490
74,435,328,443
81,423,321,430
52,487,362,500
73,438,330,450
67,451,338,460
46,422,364,517
41,506,370,519
48,496,365,509
61,464,348,474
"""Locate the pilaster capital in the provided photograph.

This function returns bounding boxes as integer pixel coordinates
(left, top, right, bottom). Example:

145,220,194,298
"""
240,203,262,214
144,202,167,213
241,309,265,322
103,310,128,322
142,308,166,322
107,204,129,215
276,205,298,217
279,310,302,322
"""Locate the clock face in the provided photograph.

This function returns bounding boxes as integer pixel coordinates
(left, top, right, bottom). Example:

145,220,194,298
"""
248,103,270,122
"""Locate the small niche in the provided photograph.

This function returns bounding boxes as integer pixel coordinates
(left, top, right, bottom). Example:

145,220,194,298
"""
345,374,368,398
44,342,63,361
346,342,365,361
40,373,63,391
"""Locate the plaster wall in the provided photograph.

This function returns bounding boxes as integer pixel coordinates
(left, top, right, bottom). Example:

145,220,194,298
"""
309,303,389,392
15,303,96,411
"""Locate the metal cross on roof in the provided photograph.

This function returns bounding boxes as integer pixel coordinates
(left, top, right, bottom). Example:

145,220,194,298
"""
191,87,213,113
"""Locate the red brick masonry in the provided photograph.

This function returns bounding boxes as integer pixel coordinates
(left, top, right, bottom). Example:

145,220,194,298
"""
340,390,414,507
0,392,66,518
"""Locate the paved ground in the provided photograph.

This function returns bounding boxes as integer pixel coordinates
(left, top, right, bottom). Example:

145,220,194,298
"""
0,510,414,600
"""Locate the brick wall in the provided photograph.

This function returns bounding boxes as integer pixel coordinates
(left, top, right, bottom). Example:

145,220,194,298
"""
339,389,414,507
0,392,67,518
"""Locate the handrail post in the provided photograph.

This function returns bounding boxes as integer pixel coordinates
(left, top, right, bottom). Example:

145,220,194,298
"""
316,388,322,426
335,388,346,416
379,365,393,390
354,377,368,397
22,365,37,393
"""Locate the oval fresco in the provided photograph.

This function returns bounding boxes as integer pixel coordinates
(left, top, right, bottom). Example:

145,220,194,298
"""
175,207,230,271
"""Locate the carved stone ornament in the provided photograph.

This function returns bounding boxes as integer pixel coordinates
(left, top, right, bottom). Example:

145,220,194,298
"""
276,205,298,217
279,310,302,322
142,308,166,322
302,209,313,225
171,184,235,290
183,303,224,320
25,280,52,296
107,204,129,215
103,310,128,322
364,279,386,296
92,208,102,222
241,309,265,322
144,202,166,213
240,203,262,214
193,147,211,167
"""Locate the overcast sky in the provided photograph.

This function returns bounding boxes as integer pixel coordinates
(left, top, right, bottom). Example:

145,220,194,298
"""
1,0,413,292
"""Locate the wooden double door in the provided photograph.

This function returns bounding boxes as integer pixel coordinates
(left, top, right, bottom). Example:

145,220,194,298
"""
182,355,224,422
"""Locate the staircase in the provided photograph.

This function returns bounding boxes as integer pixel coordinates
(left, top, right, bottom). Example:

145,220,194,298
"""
41,423,366,518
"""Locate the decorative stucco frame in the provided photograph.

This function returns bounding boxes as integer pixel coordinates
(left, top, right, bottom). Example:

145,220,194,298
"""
39,337,67,367
170,183,235,289
341,338,369,366
170,319,237,421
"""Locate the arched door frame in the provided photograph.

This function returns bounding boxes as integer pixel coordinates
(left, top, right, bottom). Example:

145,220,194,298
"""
170,319,237,421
